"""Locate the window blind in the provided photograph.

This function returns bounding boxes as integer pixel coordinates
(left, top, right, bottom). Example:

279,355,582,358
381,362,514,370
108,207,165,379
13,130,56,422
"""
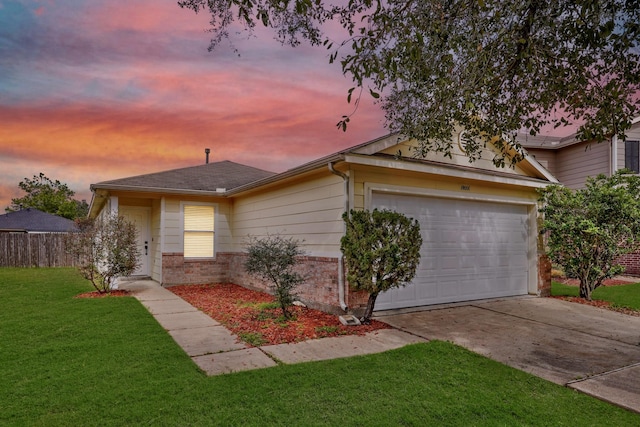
184,205,214,258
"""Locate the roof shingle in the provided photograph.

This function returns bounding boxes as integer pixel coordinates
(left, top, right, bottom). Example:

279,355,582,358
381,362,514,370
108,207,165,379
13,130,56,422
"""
0,209,77,232
93,160,275,192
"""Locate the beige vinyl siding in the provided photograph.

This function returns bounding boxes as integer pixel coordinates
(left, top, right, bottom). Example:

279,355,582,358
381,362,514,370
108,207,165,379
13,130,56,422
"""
379,136,529,177
618,139,633,169
626,124,640,142
526,149,557,176
555,140,610,189
231,173,346,255
619,137,626,172
213,202,233,251
163,199,182,252
163,198,232,254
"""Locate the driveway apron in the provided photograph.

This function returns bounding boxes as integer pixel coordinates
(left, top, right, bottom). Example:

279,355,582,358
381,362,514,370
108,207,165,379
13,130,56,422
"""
377,297,640,414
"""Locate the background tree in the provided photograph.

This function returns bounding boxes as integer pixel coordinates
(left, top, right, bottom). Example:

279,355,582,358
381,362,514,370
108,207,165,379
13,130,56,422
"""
341,209,422,323
66,214,140,294
244,235,306,319
7,173,88,220
180,0,640,167
539,171,640,301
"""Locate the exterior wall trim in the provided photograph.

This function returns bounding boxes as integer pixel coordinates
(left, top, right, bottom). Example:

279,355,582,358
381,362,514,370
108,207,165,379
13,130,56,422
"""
363,183,538,209
346,153,556,187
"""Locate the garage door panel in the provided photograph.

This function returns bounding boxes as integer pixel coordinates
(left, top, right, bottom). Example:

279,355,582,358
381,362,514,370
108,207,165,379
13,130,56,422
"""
436,280,460,298
372,192,530,310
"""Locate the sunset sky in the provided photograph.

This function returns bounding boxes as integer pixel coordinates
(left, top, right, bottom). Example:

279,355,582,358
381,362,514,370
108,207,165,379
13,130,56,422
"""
0,0,387,211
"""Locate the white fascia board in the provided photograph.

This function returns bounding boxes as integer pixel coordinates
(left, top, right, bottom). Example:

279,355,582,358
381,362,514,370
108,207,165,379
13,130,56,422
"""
344,154,554,188
521,152,560,183
349,133,404,155
88,189,109,219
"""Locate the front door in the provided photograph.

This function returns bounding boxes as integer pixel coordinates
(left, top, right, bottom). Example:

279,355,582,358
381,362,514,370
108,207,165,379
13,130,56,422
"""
119,206,151,276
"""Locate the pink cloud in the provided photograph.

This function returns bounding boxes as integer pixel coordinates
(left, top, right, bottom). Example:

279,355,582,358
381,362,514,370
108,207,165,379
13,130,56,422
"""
0,0,389,211
0,95,385,210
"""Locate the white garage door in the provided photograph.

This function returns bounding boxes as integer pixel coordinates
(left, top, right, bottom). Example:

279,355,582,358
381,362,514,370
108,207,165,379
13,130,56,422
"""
372,192,530,310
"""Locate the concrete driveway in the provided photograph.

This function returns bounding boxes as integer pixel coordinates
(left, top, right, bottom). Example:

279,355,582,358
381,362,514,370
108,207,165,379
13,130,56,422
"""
377,297,640,414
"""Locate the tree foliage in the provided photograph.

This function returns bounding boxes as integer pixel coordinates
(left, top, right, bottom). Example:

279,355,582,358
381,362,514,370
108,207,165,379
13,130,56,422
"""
7,173,89,219
341,209,422,323
244,235,306,319
180,0,640,167
539,171,640,300
66,214,140,293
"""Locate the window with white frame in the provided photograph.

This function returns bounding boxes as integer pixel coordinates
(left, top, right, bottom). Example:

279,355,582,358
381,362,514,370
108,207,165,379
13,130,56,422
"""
625,140,640,173
183,204,214,258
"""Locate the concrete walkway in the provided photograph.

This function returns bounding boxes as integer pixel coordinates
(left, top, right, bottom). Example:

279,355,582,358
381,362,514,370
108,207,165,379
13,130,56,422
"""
120,279,425,376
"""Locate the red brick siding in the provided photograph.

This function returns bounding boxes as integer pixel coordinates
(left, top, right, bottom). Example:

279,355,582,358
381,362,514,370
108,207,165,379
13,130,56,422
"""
228,253,347,314
615,252,640,276
162,251,551,313
162,252,232,286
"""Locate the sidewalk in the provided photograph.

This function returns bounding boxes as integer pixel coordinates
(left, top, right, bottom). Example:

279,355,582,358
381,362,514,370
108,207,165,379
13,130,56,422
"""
121,279,425,376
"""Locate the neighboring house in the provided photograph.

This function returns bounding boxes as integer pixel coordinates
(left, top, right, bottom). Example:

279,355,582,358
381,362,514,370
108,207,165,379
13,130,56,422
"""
520,116,640,275
520,116,640,189
89,133,557,314
0,208,77,233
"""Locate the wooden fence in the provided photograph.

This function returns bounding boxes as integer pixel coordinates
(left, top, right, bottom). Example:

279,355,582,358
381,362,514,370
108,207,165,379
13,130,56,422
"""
0,233,78,268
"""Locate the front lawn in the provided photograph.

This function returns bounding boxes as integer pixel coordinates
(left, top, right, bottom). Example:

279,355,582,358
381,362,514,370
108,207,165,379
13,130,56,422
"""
2,268,639,426
552,281,640,311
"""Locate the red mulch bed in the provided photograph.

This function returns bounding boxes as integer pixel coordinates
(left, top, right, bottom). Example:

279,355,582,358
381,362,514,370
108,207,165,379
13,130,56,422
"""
169,283,390,346
551,276,640,317
75,290,131,299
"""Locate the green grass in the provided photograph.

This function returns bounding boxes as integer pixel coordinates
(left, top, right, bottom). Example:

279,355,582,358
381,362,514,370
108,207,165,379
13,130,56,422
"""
552,281,640,310
238,331,268,346
2,268,639,426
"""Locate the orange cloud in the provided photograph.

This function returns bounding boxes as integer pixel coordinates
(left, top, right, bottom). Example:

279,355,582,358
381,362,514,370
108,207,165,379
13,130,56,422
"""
0,0,387,211
0,96,385,210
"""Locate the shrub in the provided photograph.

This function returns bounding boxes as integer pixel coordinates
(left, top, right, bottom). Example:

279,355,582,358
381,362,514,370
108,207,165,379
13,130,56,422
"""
244,235,305,319
539,171,640,300
341,209,422,323
66,213,139,293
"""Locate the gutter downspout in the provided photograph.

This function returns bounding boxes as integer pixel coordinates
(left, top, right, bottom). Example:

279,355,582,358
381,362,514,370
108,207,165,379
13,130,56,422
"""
328,162,349,312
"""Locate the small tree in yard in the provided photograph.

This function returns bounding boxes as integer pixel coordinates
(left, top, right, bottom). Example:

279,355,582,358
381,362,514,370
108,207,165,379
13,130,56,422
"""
244,235,305,319
7,173,88,220
66,213,140,294
539,171,640,301
341,209,422,324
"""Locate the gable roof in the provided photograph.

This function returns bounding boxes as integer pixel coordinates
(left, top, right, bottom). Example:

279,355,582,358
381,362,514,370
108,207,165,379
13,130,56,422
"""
90,133,557,215
91,160,276,194
518,115,640,150
0,209,77,233
226,133,558,196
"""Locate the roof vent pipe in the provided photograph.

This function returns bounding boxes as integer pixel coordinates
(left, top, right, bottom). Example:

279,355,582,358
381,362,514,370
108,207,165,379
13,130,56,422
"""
205,148,210,164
